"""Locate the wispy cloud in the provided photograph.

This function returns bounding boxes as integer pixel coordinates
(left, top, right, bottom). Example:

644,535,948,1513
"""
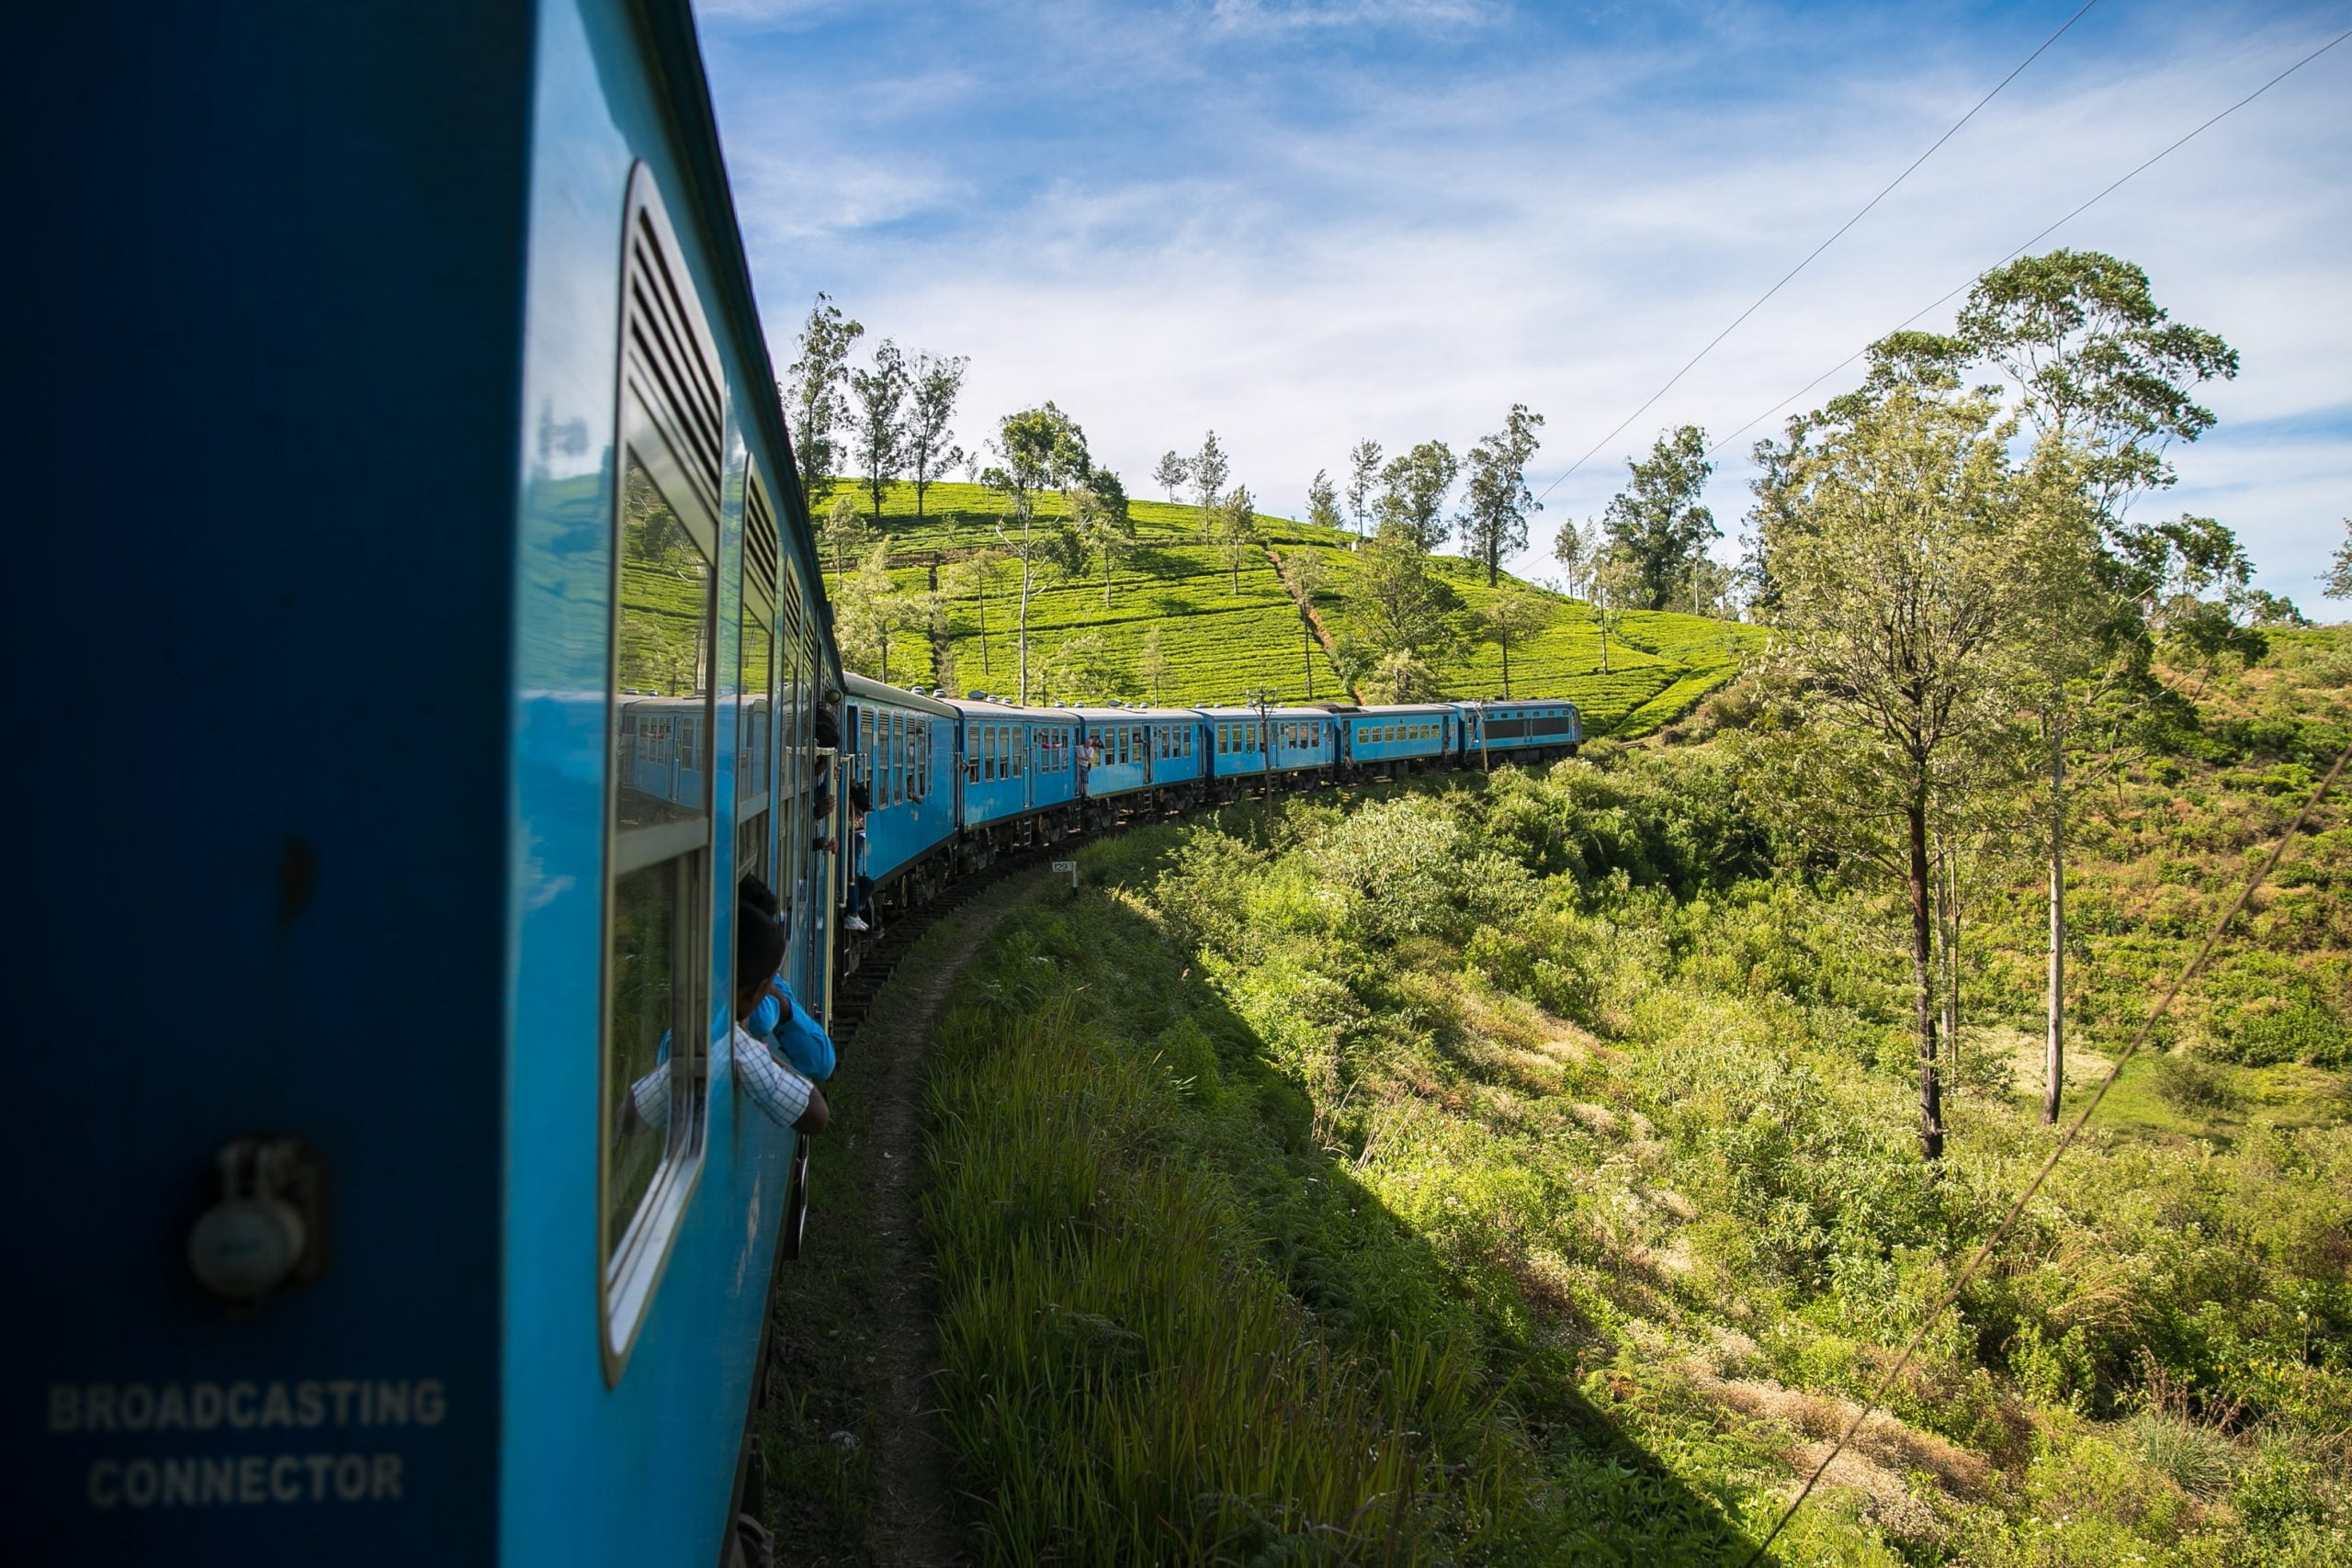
695,0,2352,605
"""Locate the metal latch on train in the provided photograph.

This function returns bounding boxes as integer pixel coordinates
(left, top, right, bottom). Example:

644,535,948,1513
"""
187,1137,329,1309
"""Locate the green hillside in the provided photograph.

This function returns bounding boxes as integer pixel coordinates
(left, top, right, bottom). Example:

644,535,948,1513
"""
820,480,1760,735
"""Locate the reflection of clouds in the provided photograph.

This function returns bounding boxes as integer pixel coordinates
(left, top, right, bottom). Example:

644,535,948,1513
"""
697,0,2350,597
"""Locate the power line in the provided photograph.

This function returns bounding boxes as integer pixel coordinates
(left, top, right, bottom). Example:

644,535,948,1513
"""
1531,0,2104,508
1740,739,2347,1567
1710,24,2352,463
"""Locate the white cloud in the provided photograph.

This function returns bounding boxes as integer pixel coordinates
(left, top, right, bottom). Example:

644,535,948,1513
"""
706,1,2352,598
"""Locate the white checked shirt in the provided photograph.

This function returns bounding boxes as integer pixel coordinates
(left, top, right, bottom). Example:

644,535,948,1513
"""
629,1024,813,1132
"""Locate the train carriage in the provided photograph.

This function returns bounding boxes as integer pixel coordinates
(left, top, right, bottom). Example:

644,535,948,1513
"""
1201,705,1338,795
1453,698,1584,765
948,695,1083,840
1071,704,1205,815
1340,703,1457,775
842,675,957,896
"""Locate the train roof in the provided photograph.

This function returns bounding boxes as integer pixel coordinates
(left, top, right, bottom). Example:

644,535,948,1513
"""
1335,702,1455,717
1064,703,1204,723
1451,696,1578,711
842,671,963,718
938,691,1081,723
1194,704,1344,721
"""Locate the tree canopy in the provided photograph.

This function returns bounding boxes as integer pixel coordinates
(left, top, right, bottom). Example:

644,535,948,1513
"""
1602,425,1718,610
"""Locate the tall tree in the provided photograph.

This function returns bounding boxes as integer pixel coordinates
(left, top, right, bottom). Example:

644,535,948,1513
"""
849,338,909,525
785,292,863,511
1217,486,1261,594
1138,625,1171,705
946,548,1011,678
983,402,1091,703
1477,586,1552,697
1757,383,2045,1161
903,351,968,525
1589,545,1640,675
1154,450,1190,505
1193,431,1229,538
2324,519,2352,602
1306,468,1343,533
1283,547,1331,697
836,539,922,683
1073,468,1136,609
1602,424,1717,609
1346,440,1384,537
1550,515,1591,601
821,493,869,590
1948,252,2239,1122
1346,519,1462,670
1376,441,1459,553
1459,405,1545,586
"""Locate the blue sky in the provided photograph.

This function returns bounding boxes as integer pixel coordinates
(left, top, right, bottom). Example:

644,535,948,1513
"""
691,0,2351,608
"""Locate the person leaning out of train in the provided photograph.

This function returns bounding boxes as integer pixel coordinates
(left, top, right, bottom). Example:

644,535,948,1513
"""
621,883,827,1135
842,780,872,932
738,875,836,1082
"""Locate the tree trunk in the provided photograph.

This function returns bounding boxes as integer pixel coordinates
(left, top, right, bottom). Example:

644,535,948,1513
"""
1909,795,1944,1162
1500,637,1511,697
2044,723,2066,1125
1941,849,1961,1087
977,584,989,676
1597,608,1611,674
1303,620,1314,697
1016,549,1034,703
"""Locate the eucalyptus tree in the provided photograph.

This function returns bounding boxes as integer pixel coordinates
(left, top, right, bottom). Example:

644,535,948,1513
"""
1073,468,1135,609
903,351,968,525
1551,516,1599,601
1376,441,1458,553
821,492,869,590
1602,425,1716,609
1589,544,1639,675
1939,252,2238,1121
836,539,922,684
1154,450,1190,505
1138,625,1171,705
1284,547,1331,696
849,338,909,525
786,292,863,509
1192,431,1229,538
1346,441,1383,536
1346,519,1461,672
1757,381,2048,1161
1217,486,1261,594
1460,405,1544,586
946,548,1011,676
983,402,1092,703
2324,519,2352,602
1306,468,1343,533
1477,585,1551,697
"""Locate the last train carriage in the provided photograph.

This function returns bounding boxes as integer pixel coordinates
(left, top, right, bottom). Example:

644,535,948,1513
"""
12,4,1581,1563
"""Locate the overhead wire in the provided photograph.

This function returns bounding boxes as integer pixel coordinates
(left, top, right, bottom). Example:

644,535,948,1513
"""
1709,23,2352,462
1738,740,2349,1567
1530,0,2104,507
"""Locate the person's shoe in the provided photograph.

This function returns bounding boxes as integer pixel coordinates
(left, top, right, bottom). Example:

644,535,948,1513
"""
843,914,869,931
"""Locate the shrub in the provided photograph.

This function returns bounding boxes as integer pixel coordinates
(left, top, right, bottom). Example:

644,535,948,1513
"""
2152,1053,2243,1114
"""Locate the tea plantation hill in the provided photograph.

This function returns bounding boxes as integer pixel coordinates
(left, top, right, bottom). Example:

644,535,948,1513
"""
828,479,1761,734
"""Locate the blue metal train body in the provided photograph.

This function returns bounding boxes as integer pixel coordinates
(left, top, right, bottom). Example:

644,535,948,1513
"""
15,3,1587,1561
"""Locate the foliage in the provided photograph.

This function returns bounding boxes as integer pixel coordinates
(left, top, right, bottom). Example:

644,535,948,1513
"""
1347,438,1384,536
1460,403,1546,587
785,292,862,511
1192,429,1229,537
849,337,908,523
2324,520,2351,604
1603,424,1719,611
1306,467,1342,533
902,349,967,522
1377,440,1460,553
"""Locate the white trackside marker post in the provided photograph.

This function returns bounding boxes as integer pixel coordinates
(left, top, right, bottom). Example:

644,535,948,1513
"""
1051,859,1077,892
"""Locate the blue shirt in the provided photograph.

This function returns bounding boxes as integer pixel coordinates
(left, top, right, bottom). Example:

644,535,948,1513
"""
747,978,836,1081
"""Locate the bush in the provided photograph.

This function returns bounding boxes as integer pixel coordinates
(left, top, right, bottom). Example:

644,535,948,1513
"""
2152,1053,2242,1114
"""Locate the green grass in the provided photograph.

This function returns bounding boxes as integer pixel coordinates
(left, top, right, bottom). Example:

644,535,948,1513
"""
824,479,1758,732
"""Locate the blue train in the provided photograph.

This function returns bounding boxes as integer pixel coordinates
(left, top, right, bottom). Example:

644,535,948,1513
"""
12,4,1577,1563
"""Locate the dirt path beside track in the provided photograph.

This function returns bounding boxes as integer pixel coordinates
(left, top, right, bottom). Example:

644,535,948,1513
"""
762,871,1043,1568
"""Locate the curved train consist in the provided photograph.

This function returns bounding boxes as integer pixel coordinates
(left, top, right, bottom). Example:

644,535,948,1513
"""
14,2,1571,1562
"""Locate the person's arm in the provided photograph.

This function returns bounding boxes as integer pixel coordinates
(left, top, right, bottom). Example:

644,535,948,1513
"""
731,1025,820,1131
771,984,837,1080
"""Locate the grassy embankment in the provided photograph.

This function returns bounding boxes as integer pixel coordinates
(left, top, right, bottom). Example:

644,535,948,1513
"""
827,480,1759,736
917,628,2352,1564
